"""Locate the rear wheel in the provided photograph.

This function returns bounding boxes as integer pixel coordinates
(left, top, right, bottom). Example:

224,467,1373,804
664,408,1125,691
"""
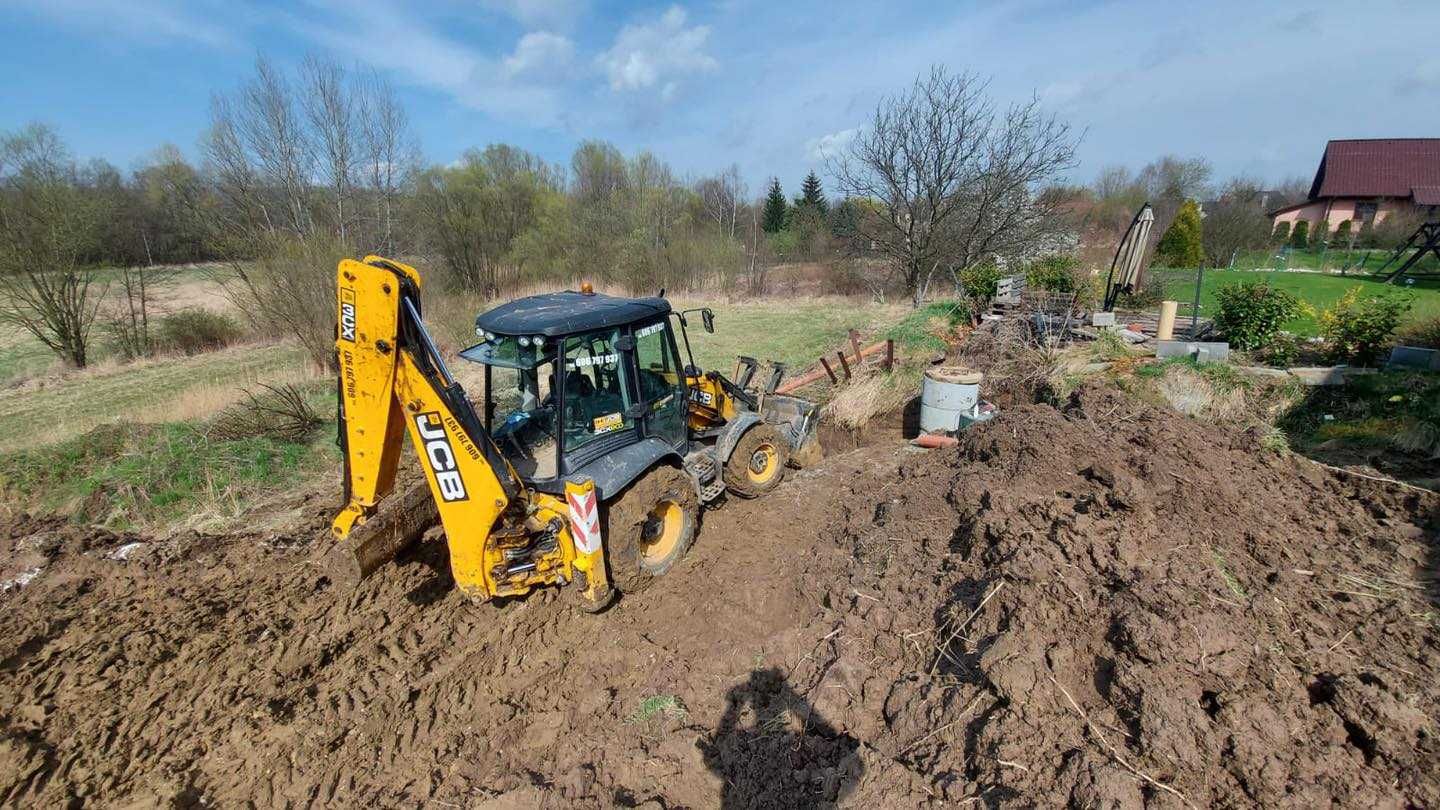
605,465,698,593
724,424,789,498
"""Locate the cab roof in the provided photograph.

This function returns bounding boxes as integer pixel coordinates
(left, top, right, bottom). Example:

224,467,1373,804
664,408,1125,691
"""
475,290,671,338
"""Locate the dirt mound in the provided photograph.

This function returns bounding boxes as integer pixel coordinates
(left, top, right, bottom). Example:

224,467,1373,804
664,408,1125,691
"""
0,383,1436,807
829,384,1439,806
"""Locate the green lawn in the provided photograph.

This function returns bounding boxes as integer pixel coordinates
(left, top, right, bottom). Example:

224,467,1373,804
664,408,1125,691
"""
1152,268,1440,336
673,296,906,373
1230,246,1440,275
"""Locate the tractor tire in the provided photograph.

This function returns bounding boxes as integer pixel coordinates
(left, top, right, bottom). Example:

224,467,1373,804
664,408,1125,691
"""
605,465,698,593
723,424,789,499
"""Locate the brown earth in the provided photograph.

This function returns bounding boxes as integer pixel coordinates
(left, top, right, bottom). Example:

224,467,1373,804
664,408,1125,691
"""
1,384,1437,808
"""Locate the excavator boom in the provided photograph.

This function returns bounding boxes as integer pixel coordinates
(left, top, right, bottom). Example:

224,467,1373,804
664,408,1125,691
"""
328,257,611,607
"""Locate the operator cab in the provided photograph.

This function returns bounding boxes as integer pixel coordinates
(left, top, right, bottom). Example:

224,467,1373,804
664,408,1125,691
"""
459,289,699,484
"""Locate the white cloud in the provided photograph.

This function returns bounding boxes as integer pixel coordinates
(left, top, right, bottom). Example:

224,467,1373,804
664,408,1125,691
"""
597,5,718,99
10,0,235,47
806,128,857,162
503,31,574,79
480,0,587,30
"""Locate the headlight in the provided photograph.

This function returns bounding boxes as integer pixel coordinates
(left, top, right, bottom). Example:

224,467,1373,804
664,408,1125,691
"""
518,336,531,347
474,327,484,336
532,335,545,347
485,331,497,341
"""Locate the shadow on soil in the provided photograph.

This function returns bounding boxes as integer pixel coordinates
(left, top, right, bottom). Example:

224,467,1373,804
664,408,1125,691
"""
699,668,862,809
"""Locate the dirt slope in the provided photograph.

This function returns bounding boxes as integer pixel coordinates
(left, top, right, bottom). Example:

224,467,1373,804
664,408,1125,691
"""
1,384,1437,808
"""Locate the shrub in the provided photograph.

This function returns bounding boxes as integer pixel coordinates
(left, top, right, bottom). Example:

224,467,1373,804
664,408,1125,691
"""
1271,220,1291,243
156,309,242,355
1257,332,1303,368
1288,220,1309,250
1213,281,1306,351
1308,219,1328,250
1318,288,1411,366
1397,316,1440,349
1154,200,1204,268
1024,254,1095,303
1333,219,1353,245
209,383,321,443
957,263,1002,303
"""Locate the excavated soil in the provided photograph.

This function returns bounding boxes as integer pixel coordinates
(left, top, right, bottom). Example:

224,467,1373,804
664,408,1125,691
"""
1,384,1437,808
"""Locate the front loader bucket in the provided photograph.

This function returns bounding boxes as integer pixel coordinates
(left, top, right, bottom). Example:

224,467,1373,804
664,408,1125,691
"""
323,480,438,586
764,394,823,468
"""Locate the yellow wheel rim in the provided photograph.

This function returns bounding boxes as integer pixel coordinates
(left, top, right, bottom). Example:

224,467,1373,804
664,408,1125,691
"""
640,500,684,565
746,444,779,485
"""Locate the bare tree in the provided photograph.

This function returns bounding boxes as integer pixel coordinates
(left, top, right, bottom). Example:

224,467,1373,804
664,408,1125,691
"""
830,66,1078,306
0,124,108,367
302,55,357,243
356,70,418,254
1201,178,1270,268
696,164,744,239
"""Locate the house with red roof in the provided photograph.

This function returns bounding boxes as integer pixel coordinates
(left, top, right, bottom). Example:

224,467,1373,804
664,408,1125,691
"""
1269,139,1440,236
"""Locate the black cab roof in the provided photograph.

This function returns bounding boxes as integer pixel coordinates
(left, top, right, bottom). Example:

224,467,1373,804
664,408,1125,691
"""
474,290,671,338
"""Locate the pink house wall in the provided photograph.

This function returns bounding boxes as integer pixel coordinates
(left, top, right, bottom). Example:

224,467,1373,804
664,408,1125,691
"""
1270,197,1415,234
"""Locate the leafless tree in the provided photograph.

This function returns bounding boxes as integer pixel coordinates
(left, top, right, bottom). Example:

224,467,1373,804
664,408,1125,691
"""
0,124,108,367
240,57,315,236
356,70,418,254
696,164,744,239
302,55,357,243
830,66,1078,306
1201,178,1270,268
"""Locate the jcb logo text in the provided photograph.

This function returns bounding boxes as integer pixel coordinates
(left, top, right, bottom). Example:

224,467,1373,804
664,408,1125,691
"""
416,413,467,501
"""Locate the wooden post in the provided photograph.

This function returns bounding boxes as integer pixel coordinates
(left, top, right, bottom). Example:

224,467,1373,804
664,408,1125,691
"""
819,356,838,384
848,329,863,365
837,351,851,380
884,339,894,372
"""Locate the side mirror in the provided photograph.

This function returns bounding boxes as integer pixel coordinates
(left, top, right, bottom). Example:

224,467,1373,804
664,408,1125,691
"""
701,308,715,333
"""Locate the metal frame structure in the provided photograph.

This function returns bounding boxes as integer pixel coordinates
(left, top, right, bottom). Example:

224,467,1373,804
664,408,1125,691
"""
1374,220,1440,283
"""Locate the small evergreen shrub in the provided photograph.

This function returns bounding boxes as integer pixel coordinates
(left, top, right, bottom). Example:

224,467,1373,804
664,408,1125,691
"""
1288,220,1309,250
1155,200,1204,268
1334,219,1353,245
1271,220,1291,243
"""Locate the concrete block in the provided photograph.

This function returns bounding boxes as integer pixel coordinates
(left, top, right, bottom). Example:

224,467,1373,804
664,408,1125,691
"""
1286,366,1378,386
1091,311,1116,327
1155,340,1230,362
1386,345,1440,371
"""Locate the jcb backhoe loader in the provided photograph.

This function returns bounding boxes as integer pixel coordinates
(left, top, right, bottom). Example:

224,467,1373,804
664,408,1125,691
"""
329,256,820,611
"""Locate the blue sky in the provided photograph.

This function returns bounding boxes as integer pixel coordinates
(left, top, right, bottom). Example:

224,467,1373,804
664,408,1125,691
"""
4,0,1439,195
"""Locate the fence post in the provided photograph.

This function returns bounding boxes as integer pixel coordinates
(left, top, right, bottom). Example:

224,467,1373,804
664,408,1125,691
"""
1190,266,1204,338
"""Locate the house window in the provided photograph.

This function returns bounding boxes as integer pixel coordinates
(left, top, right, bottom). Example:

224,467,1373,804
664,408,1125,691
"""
1354,201,1378,222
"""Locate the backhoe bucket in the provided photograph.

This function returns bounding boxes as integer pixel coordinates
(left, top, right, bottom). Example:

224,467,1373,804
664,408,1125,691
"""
323,480,437,586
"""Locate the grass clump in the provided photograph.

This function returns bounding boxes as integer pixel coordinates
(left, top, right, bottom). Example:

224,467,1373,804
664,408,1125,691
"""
885,299,969,354
627,694,687,724
1278,371,1440,460
210,383,322,443
0,421,333,530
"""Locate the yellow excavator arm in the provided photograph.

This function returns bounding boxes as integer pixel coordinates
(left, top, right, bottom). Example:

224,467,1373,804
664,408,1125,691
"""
329,257,611,608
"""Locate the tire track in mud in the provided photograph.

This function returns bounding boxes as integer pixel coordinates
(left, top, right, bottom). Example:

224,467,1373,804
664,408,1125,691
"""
0,450,889,808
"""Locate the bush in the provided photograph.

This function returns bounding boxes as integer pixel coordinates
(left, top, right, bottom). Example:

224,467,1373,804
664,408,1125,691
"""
156,309,242,355
1257,332,1303,368
1334,219,1353,245
1213,281,1306,351
1397,316,1440,349
1288,220,1309,250
1154,200,1204,268
957,263,1002,303
1271,220,1290,243
1318,288,1411,366
210,383,322,443
1308,219,1328,250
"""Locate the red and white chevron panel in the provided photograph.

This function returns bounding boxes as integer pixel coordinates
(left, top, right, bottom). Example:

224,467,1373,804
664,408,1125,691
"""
566,486,601,554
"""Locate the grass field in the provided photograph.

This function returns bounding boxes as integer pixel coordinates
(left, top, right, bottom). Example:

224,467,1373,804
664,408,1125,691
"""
1150,268,1440,336
0,285,908,529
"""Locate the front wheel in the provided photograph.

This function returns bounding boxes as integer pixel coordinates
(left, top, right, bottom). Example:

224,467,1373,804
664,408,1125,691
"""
724,424,789,498
605,466,699,593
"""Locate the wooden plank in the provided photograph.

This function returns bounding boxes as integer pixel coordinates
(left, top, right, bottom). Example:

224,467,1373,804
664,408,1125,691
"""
776,341,893,394
837,351,851,380
884,339,894,372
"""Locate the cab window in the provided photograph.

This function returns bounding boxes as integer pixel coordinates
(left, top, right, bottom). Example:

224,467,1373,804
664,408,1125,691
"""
634,320,681,401
561,329,634,454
